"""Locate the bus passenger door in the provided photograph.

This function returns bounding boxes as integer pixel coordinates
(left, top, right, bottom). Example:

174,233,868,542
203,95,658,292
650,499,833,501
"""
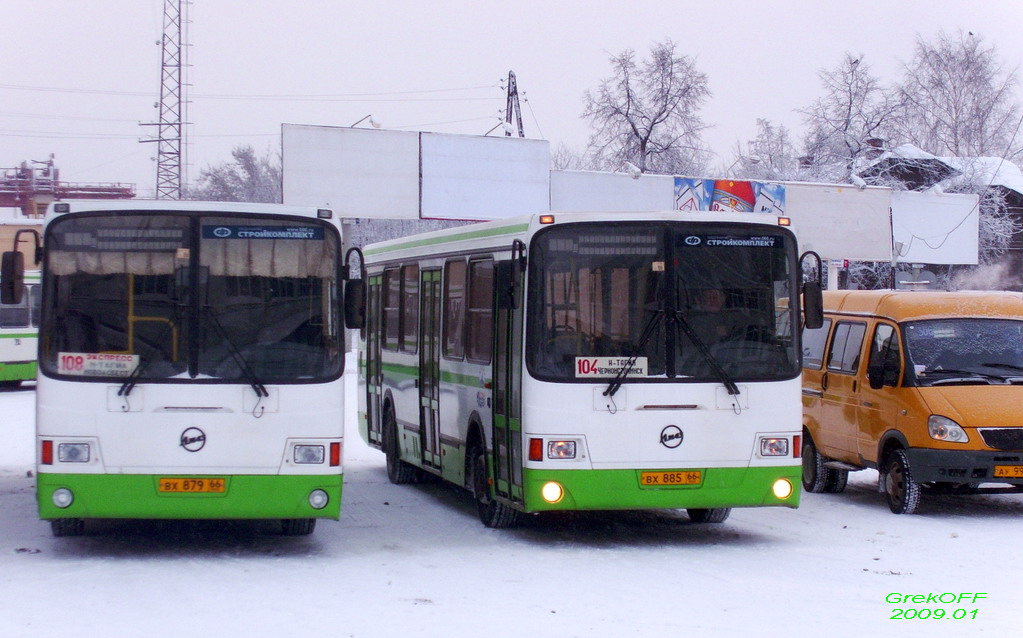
492,260,524,505
366,275,383,446
419,269,442,469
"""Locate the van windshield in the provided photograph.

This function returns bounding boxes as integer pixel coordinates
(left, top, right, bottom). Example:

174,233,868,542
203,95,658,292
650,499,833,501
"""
904,318,1023,386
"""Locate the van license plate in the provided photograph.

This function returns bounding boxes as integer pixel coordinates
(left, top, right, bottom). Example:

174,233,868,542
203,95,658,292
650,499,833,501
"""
993,466,1023,478
158,478,226,493
640,470,702,486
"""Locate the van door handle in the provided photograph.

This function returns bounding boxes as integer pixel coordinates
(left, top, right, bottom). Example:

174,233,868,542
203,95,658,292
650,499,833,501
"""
821,372,829,391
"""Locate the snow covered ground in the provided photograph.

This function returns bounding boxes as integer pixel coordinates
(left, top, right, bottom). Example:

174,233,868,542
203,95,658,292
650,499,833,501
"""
1,374,1020,637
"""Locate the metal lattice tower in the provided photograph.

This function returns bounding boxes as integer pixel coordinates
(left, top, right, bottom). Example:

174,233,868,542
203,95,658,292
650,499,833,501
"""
142,0,188,199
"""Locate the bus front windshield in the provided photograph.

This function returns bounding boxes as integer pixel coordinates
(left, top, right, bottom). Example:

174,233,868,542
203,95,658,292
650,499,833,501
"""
527,222,799,384
41,212,342,384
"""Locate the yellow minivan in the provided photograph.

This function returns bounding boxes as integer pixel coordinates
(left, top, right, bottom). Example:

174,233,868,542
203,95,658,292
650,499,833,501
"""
801,290,1023,514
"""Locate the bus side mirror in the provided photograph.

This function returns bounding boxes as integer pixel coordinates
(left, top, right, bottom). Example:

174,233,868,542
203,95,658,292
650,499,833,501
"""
1,251,25,305
802,281,823,329
496,261,521,310
344,279,365,329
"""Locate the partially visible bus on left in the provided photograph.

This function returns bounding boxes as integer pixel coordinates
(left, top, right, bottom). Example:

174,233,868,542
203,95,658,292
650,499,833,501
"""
0,269,39,387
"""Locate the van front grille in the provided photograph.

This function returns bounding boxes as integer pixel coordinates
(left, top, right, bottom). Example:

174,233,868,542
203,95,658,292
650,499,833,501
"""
979,428,1023,451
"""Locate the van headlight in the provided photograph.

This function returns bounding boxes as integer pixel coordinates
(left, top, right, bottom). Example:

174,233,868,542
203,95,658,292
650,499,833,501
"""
928,415,969,443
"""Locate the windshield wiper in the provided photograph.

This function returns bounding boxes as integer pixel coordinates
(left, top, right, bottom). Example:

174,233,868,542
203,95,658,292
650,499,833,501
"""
204,306,269,398
118,357,151,397
604,310,664,397
672,312,740,396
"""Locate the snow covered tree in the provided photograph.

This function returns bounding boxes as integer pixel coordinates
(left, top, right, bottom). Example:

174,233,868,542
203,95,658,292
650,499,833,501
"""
799,53,899,181
729,119,801,180
893,31,1022,160
187,145,282,203
582,39,711,175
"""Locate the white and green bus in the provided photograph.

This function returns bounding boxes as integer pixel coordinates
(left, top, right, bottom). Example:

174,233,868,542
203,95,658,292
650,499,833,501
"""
358,211,822,527
1,200,363,536
0,269,40,387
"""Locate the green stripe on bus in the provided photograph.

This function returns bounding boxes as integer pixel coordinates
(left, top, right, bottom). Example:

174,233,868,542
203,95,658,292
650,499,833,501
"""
380,361,491,389
0,333,36,339
364,223,530,256
37,473,343,520
0,362,36,381
519,465,801,512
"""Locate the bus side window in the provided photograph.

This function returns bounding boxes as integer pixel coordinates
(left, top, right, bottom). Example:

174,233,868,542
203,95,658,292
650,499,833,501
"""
443,259,466,360
466,259,494,364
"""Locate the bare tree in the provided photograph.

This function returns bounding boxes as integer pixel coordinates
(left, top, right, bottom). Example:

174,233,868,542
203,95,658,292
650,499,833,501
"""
894,31,1022,160
582,39,711,175
799,53,900,181
187,145,282,203
730,119,801,180
549,142,589,171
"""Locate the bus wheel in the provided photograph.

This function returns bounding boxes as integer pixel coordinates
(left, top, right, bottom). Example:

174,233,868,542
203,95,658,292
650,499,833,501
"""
468,439,518,529
687,508,731,523
383,406,418,485
884,449,921,515
281,519,316,535
50,518,85,537
801,435,828,493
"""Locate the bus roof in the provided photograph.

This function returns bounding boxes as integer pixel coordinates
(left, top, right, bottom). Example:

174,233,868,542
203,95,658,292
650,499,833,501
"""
44,199,334,221
823,289,1023,322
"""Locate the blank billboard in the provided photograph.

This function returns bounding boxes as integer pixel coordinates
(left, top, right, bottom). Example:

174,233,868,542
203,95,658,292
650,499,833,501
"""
892,190,979,265
550,170,675,211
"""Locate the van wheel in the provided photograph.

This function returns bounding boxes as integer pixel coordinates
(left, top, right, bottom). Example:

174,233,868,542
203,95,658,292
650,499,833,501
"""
383,406,419,485
468,438,519,528
884,449,921,515
687,508,731,523
823,468,849,493
801,435,828,493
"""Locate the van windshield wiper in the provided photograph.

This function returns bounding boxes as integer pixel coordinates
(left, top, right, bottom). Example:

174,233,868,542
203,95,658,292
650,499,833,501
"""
672,311,740,396
604,310,664,397
204,306,269,398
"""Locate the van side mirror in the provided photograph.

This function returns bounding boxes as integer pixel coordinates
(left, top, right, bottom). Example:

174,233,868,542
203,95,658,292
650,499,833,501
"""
1,251,25,305
344,279,365,329
802,281,823,329
868,355,900,389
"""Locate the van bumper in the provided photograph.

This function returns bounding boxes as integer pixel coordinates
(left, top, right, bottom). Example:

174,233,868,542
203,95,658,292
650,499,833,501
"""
904,448,1023,485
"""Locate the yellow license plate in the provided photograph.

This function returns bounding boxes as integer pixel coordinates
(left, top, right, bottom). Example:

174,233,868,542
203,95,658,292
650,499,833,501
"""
640,470,702,486
158,478,226,493
993,465,1023,478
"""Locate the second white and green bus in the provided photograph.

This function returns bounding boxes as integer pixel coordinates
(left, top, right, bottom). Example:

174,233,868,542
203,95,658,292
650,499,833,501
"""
358,211,821,527
1,200,362,536
0,270,40,387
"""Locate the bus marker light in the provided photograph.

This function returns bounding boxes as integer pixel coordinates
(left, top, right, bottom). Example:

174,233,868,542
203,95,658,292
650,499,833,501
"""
793,435,801,458
772,478,793,500
759,437,789,457
539,215,555,225
308,489,329,509
294,445,325,464
547,440,577,459
58,443,90,463
777,216,791,226
330,442,341,467
529,438,543,462
41,440,53,465
541,481,564,503
52,488,74,508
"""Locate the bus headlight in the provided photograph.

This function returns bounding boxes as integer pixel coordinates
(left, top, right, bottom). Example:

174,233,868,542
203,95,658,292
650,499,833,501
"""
294,445,326,464
541,482,564,503
759,437,789,457
308,489,329,509
547,440,577,459
58,443,91,463
928,416,969,443
52,488,75,508
772,479,793,500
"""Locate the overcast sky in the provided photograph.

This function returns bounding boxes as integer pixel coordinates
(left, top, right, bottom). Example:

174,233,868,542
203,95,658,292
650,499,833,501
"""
3,0,1023,199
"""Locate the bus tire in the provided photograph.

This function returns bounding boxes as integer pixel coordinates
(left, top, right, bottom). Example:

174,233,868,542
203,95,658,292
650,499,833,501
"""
468,438,519,529
51,518,85,537
883,448,921,515
801,434,828,493
383,406,418,485
687,508,731,523
281,518,316,535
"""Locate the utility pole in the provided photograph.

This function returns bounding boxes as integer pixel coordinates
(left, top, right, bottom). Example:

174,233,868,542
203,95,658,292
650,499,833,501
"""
141,0,188,199
503,71,525,137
